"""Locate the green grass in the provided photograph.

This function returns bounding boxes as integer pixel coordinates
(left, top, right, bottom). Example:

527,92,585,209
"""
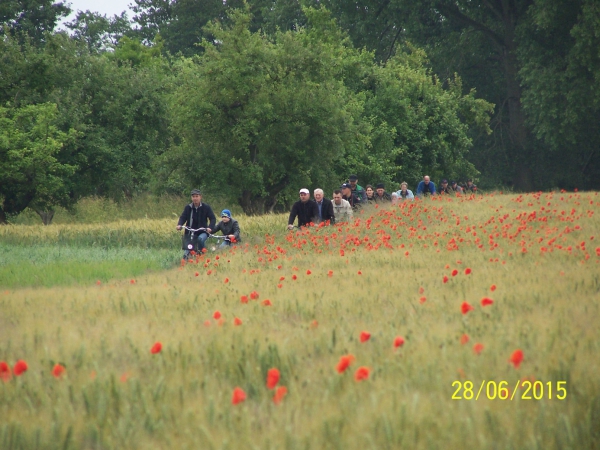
0,245,177,288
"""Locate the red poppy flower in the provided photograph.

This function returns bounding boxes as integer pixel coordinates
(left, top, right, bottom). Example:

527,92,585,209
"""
465,268,472,275
473,343,484,354
213,311,222,319
204,320,211,327
150,342,162,354
481,297,494,307
279,276,285,281
0,361,11,382
490,284,497,292
273,386,287,404
13,360,28,376
224,278,229,283
266,368,280,389
52,364,65,378
262,299,272,306
359,331,371,343
306,270,312,275
419,286,425,294
394,336,405,348
461,302,474,315
328,270,334,277
96,280,101,285
240,295,249,304
233,317,243,326
231,387,246,405
443,275,449,284
292,274,297,280
509,349,524,368
419,296,426,304
250,291,259,300
354,366,370,381
451,269,458,276
357,270,362,275
310,320,318,328
277,284,283,288
336,354,355,373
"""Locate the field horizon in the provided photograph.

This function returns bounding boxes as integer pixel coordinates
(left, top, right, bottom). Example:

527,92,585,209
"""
1,191,599,449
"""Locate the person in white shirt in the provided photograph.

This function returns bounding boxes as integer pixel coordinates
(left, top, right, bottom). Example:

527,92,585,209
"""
396,182,415,201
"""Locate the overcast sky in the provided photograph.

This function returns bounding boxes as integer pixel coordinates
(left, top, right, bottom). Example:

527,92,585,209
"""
64,0,134,20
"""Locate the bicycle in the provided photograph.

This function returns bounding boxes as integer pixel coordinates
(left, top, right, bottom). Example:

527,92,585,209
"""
181,227,234,258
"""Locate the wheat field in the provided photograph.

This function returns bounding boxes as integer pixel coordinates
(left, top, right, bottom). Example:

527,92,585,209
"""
1,192,599,449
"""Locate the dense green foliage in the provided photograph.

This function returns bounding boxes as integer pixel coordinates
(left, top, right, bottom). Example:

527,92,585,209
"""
1,0,598,222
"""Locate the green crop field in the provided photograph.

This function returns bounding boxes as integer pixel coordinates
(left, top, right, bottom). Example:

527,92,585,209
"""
1,192,599,450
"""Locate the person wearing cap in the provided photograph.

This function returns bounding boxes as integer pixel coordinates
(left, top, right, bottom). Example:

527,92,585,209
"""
395,182,415,201
177,189,216,257
313,188,335,225
341,183,361,209
348,174,367,203
332,189,353,222
210,209,241,248
416,175,436,197
439,179,452,195
374,183,392,203
288,188,319,230
450,180,463,193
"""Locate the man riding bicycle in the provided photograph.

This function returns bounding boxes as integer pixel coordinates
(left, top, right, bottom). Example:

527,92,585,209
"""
176,189,216,258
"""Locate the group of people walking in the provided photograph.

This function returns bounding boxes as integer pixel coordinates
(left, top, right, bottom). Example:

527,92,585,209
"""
176,175,478,257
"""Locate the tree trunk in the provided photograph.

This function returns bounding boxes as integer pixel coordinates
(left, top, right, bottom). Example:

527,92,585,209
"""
503,12,534,191
35,209,55,225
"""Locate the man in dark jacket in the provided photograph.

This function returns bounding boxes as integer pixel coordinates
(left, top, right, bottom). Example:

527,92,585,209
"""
313,188,335,225
341,183,361,209
211,209,241,248
177,189,216,257
374,183,392,203
288,188,319,229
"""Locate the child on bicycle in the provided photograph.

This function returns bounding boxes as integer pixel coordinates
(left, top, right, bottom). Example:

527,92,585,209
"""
210,209,241,248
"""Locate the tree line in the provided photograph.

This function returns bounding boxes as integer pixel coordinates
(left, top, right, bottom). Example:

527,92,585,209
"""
1,0,598,223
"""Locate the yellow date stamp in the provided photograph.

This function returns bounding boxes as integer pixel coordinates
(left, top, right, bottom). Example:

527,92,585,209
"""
452,380,567,400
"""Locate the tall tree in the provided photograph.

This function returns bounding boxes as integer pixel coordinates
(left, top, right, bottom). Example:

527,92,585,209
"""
65,11,132,52
0,0,70,44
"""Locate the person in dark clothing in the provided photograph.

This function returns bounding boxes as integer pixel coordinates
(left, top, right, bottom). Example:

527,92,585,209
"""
177,189,216,257
374,183,392,203
313,188,335,225
288,188,319,229
211,209,241,248
365,185,375,204
465,179,478,192
450,180,463,194
348,174,367,203
439,179,453,195
341,183,361,209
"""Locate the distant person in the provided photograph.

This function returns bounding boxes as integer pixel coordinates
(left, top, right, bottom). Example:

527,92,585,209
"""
177,189,216,258
314,188,335,224
391,192,399,205
465,179,477,192
332,189,353,222
365,185,375,203
450,180,463,194
288,188,319,230
341,183,361,209
348,174,367,203
439,179,452,195
210,209,241,248
416,175,436,197
374,183,392,203
396,182,414,201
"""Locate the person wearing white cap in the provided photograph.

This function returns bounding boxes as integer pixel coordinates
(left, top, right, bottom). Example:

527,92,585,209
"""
287,188,319,230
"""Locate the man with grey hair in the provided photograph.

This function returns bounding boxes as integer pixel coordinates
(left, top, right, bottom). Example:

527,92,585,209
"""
313,188,335,224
